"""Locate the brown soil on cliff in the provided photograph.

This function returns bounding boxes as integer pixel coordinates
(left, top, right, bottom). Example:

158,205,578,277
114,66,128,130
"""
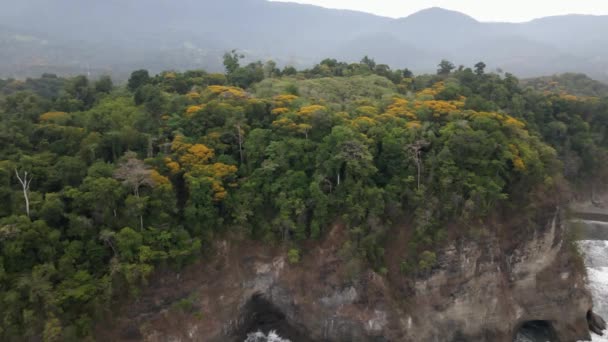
94,224,356,341
95,205,592,342
94,235,279,341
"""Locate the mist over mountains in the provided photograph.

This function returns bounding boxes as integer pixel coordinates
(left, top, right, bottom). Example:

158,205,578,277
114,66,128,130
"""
1,0,607,81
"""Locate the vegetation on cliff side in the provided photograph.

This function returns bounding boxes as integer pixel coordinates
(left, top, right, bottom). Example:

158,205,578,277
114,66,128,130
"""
0,54,607,340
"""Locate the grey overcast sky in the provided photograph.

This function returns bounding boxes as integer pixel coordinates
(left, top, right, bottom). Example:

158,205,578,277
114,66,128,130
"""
269,0,608,22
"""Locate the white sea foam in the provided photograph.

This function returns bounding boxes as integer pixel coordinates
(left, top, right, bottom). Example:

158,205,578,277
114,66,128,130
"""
578,240,608,341
244,330,291,342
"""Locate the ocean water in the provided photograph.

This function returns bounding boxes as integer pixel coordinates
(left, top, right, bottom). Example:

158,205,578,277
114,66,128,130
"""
514,332,549,342
244,330,291,342
579,240,608,342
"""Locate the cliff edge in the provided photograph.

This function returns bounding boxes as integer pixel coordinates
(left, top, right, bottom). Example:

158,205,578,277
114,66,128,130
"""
96,208,593,342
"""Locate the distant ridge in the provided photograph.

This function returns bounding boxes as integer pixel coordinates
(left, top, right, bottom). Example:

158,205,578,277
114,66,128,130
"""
523,73,608,97
0,0,607,81
402,7,479,23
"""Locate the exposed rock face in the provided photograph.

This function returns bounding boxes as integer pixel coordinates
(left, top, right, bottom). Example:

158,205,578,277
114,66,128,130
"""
588,311,606,336
406,211,590,342
97,209,592,342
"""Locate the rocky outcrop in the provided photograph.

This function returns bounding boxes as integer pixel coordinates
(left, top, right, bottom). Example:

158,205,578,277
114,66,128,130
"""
404,211,591,342
96,209,593,342
588,311,606,336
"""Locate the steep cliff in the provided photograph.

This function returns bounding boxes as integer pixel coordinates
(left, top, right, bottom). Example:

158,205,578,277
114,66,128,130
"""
96,208,593,342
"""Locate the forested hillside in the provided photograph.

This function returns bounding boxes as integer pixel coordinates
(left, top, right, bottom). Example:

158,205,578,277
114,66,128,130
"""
523,73,608,98
1,55,607,340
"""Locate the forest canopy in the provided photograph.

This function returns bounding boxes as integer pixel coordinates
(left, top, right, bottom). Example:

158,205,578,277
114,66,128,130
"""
1,55,607,340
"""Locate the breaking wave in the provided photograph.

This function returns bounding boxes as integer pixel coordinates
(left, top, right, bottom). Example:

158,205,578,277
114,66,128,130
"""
244,330,291,342
579,240,608,341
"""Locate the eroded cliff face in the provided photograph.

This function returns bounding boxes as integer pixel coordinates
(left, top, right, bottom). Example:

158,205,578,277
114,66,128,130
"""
97,209,592,342
405,212,590,342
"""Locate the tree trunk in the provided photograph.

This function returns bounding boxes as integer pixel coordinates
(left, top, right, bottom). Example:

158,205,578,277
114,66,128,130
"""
407,140,429,191
107,241,117,256
236,123,244,164
89,146,96,161
22,184,30,218
134,186,143,230
147,136,153,158
14,169,31,218
417,159,421,190
324,178,333,193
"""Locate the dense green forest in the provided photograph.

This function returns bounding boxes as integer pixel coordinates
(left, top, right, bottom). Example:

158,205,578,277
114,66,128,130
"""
1,54,607,341
522,73,608,98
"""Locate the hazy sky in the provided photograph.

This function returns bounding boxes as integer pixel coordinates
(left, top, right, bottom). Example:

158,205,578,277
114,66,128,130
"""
270,0,608,22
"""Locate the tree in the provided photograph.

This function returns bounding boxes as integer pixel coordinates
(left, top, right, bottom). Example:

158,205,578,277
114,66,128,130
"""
474,62,486,76
235,122,245,163
283,66,297,76
319,126,376,187
223,50,243,75
222,104,248,164
14,169,32,218
437,60,455,76
64,75,95,109
407,140,430,190
403,68,414,79
113,152,155,230
115,227,143,262
70,176,124,224
94,75,113,94
39,193,65,226
127,70,150,91
99,229,117,256
228,61,264,88
134,84,164,115
361,56,376,70
264,60,279,78
43,315,62,342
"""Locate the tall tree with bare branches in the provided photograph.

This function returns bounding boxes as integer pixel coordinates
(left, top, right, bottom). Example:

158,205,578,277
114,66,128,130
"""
113,152,155,230
14,169,33,218
407,140,430,190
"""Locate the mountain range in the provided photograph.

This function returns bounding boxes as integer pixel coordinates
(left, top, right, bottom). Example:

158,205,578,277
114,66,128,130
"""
1,0,607,81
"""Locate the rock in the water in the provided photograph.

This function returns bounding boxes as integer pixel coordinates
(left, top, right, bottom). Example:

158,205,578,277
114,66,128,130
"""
589,311,607,336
